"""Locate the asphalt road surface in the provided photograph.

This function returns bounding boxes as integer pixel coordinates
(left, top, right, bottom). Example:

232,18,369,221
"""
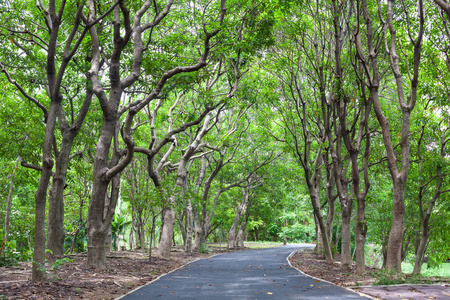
118,244,372,299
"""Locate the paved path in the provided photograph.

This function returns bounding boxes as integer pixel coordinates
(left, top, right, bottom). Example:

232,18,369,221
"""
119,244,372,299
354,284,450,299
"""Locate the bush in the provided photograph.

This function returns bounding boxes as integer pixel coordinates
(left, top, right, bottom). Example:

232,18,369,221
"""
51,257,73,271
64,223,87,253
0,240,24,266
279,223,315,243
374,270,406,286
199,243,210,253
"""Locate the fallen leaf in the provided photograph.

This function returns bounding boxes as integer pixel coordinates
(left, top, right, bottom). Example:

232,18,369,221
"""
267,292,273,295
310,285,314,287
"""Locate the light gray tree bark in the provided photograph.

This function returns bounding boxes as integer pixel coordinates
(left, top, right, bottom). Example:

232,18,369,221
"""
236,198,252,249
228,178,262,249
161,113,213,256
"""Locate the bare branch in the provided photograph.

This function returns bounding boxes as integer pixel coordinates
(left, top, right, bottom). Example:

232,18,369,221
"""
0,62,48,120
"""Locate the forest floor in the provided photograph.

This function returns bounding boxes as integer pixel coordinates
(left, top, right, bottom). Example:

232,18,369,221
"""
1,244,450,299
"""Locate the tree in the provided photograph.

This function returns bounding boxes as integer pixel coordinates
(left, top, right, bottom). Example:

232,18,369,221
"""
84,0,235,268
190,105,254,251
263,2,335,263
227,176,262,249
328,0,373,272
1,0,109,280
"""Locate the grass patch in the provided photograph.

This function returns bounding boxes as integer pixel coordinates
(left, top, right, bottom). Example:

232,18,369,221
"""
402,262,450,277
207,241,284,250
243,242,284,249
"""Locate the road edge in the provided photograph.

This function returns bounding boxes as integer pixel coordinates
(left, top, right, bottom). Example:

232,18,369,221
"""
286,247,377,300
115,252,225,300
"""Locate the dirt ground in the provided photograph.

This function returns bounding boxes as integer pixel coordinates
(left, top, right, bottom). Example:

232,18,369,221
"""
0,246,236,300
289,250,379,287
289,249,450,300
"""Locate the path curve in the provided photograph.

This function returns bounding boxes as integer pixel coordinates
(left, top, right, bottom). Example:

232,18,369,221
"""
118,244,372,299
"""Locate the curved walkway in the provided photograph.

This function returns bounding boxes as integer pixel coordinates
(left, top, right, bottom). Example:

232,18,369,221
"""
119,244,371,299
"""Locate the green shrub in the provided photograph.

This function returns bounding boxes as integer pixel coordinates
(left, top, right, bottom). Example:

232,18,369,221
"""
374,270,405,285
278,223,315,243
199,243,210,253
64,223,87,253
51,257,73,271
0,240,22,266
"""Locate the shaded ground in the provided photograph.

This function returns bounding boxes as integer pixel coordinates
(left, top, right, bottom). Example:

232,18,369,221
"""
0,246,236,300
289,250,379,287
289,249,450,300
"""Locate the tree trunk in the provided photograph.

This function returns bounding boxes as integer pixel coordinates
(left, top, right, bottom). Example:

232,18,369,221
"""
227,223,238,249
185,199,194,254
227,228,237,249
157,205,176,258
236,200,252,249
139,219,145,251
47,136,73,256
87,230,108,268
86,117,121,268
47,87,93,256
413,233,428,274
324,156,336,242
236,228,244,249
32,100,60,281
376,0,423,272
192,211,203,252
308,170,333,264
355,194,367,274
340,202,353,269
177,212,187,246
385,182,406,271
315,219,323,257
193,157,225,252
228,187,249,249
160,113,213,257
27,0,88,281
325,197,335,247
